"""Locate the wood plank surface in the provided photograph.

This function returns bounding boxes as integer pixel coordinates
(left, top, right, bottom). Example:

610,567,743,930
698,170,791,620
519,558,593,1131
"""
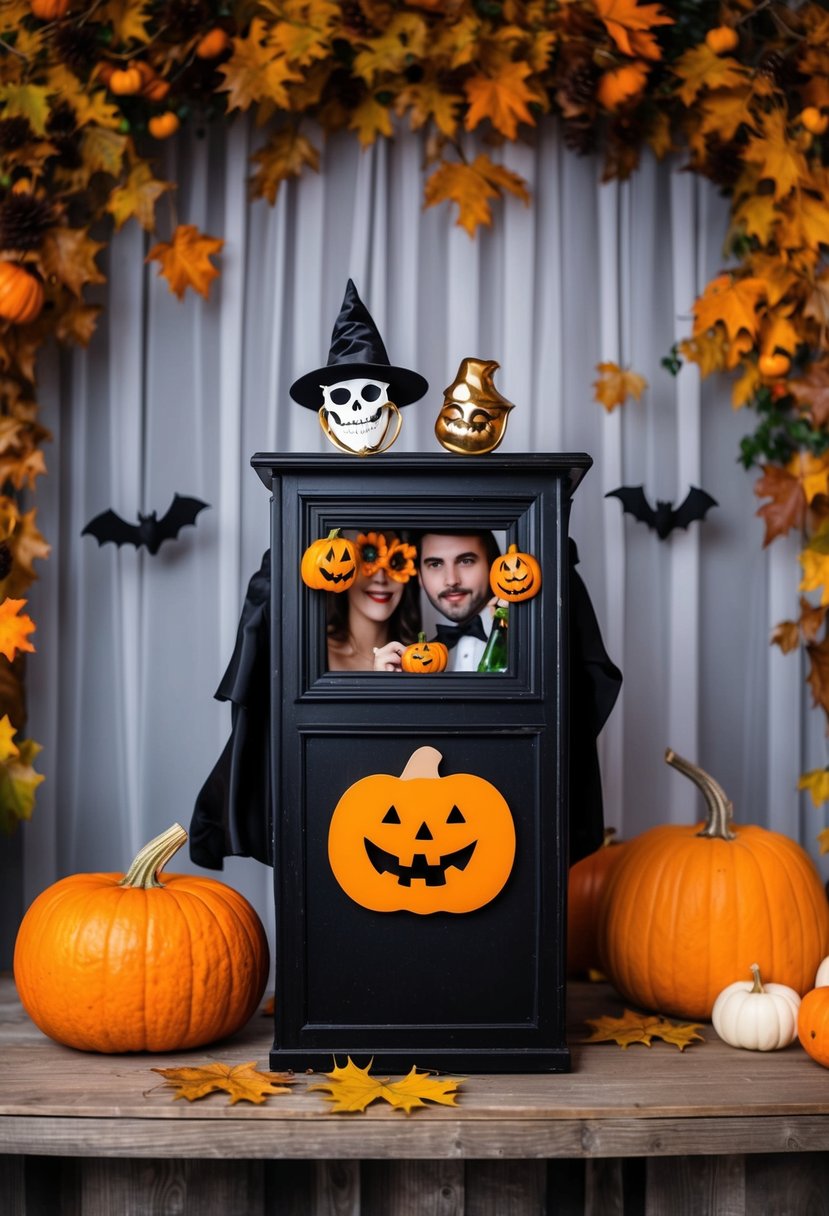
2,976,829,1160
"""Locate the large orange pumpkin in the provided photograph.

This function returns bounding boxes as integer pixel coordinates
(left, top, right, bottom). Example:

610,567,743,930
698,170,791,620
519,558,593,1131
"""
0,262,44,325
13,824,269,1053
328,746,516,914
566,828,625,978
598,751,829,1020
798,986,829,1068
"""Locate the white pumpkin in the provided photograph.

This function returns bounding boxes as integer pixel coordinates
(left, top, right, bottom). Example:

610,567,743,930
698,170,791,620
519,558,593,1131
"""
815,956,829,987
711,963,801,1051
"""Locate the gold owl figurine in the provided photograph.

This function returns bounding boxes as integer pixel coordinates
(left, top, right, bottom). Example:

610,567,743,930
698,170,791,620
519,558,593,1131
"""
435,358,515,455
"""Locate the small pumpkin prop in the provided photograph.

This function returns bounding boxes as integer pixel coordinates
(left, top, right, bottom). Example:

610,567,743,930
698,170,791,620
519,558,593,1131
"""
13,824,269,1053
566,828,625,978
148,112,180,140
597,750,829,1020
300,528,358,592
801,107,829,136
797,986,829,1067
711,964,801,1051
30,0,69,18
705,25,739,54
489,544,541,602
196,28,231,58
328,746,516,914
109,65,144,95
0,262,44,325
758,352,791,378
401,632,448,674
596,63,647,111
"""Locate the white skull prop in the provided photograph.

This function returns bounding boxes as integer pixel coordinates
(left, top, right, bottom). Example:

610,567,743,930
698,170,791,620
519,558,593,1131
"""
320,377,394,454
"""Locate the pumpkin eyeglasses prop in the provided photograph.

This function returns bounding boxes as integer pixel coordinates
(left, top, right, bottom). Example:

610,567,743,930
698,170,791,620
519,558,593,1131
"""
357,532,417,583
327,746,516,915
301,529,358,592
489,544,542,603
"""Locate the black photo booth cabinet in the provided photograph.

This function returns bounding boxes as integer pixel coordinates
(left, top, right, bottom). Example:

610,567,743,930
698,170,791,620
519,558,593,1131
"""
252,451,591,1074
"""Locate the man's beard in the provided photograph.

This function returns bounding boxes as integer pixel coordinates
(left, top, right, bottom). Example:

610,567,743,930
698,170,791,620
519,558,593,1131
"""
437,588,488,623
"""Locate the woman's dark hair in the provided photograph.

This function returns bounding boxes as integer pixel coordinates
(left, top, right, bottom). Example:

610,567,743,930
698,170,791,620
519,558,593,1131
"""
327,532,422,646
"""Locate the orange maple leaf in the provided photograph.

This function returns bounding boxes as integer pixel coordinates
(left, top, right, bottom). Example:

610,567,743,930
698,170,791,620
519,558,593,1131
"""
424,154,530,236
579,1009,703,1050
152,1061,296,1105
0,599,35,662
310,1057,464,1114
146,225,224,301
593,361,648,411
464,60,538,140
754,464,807,546
249,128,320,204
692,273,766,346
594,0,673,61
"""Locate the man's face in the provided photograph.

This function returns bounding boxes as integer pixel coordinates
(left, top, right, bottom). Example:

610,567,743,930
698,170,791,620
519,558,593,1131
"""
419,534,492,623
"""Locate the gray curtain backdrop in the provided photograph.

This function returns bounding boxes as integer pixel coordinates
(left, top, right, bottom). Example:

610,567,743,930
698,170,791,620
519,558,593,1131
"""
19,118,827,953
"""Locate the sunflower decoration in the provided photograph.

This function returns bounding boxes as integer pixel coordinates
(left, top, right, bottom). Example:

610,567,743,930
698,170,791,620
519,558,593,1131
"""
357,532,388,577
386,539,417,584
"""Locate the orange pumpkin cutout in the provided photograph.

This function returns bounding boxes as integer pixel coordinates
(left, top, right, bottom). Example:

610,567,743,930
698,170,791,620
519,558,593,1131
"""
301,528,358,592
401,633,448,673
489,544,541,602
328,746,516,914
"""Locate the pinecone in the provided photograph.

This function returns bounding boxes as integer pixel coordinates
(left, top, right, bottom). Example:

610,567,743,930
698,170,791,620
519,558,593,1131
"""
0,194,55,253
53,21,101,74
562,118,598,156
0,117,32,152
700,136,745,190
756,49,798,92
0,545,13,584
341,0,373,37
559,61,601,112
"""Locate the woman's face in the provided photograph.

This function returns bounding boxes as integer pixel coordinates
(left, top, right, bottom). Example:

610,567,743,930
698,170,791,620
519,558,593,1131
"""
347,564,404,624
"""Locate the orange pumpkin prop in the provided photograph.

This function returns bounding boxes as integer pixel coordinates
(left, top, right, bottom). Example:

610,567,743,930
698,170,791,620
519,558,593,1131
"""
0,262,44,324
328,746,516,914
300,528,358,591
798,986,829,1068
30,0,69,18
598,751,829,1020
566,828,625,978
401,632,448,673
148,112,180,140
489,544,541,602
13,824,269,1053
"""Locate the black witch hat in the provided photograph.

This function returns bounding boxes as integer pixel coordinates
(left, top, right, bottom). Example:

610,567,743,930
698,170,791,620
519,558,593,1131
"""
289,280,428,408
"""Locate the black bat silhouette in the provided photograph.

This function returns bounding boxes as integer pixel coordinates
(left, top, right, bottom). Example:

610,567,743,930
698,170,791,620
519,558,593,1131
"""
605,485,717,540
82,495,210,555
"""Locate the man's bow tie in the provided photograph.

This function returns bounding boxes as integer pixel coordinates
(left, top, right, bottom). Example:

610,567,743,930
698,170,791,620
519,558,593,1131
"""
434,616,487,649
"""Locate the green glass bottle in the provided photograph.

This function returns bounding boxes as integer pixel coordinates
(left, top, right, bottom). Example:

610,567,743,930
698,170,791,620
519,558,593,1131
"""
476,605,509,673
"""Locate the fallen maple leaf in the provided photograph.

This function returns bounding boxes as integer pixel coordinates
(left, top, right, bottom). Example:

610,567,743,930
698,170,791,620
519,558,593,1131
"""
593,361,647,411
580,1009,703,1051
0,599,35,663
692,274,767,347
744,110,809,202
106,164,172,233
594,0,673,61
799,768,829,808
770,619,800,654
249,128,320,204
152,1061,296,1105
754,465,807,546
464,60,538,140
146,225,224,300
673,44,746,106
310,1057,464,1114
799,548,829,606
424,154,529,236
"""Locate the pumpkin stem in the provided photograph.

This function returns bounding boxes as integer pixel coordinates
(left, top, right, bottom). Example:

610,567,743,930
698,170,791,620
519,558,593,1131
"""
507,543,518,554
417,632,427,644
750,963,765,994
326,528,341,539
664,749,737,841
400,746,443,780
119,823,188,889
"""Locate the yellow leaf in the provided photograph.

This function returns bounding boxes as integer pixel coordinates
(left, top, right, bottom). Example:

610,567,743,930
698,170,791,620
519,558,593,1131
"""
396,76,462,138
0,84,53,136
777,181,829,253
819,826,829,854
353,13,428,84
593,362,648,411
39,227,106,299
789,451,829,504
580,1009,703,1050
100,0,153,46
249,128,320,203
268,0,339,66
0,1,30,36
673,44,746,105
146,224,224,301
800,548,829,606
594,0,673,62
347,95,393,146
80,126,130,177
646,110,673,159
744,110,809,202
731,361,762,409
692,273,766,345
310,1057,463,1114
424,153,529,237
0,714,19,763
218,18,301,112
74,90,123,132
798,768,829,808
0,732,44,834
464,60,537,140
697,86,754,143
0,599,35,663
105,164,172,233
152,1061,295,1105
433,13,482,70
678,329,730,378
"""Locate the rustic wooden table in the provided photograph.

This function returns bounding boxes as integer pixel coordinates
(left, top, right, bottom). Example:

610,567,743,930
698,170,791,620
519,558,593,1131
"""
2,975,828,1214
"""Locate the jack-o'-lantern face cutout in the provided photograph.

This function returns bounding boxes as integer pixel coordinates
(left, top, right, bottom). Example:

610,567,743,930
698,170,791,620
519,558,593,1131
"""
301,529,358,592
400,633,448,674
489,544,541,602
328,747,516,914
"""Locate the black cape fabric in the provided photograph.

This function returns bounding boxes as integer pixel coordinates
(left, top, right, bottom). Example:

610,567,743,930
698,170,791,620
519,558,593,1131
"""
189,540,622,870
